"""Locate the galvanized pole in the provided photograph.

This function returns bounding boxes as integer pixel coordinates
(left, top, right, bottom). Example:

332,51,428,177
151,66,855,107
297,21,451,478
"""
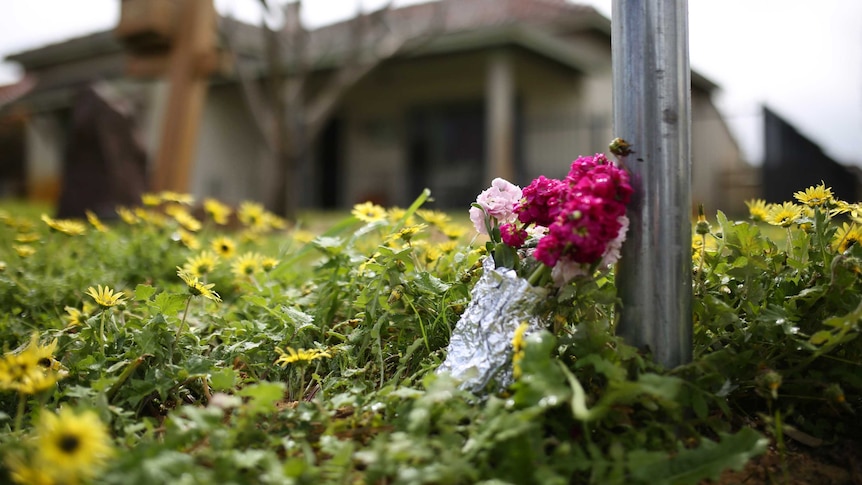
612,0,692,367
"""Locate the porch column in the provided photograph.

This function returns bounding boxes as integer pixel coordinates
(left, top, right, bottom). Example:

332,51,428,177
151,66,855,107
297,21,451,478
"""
485,50,515,182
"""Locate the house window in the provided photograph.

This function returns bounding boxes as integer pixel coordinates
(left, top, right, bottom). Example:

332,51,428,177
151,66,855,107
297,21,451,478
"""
408,102,485,209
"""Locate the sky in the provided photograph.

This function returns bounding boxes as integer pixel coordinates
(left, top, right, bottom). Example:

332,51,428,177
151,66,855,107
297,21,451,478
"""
1,0,860,167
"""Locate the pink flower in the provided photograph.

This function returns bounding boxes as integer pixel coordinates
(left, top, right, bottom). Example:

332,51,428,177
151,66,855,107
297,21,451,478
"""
469,178,522,235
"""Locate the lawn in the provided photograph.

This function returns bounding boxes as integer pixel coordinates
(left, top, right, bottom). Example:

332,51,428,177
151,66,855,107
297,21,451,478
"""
0,182,860,484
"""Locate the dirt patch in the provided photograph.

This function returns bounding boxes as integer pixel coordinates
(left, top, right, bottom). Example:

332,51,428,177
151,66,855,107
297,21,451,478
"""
708,439,862,484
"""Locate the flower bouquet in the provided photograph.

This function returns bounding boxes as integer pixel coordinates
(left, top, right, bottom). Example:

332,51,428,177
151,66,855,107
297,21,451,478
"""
437,153,632,393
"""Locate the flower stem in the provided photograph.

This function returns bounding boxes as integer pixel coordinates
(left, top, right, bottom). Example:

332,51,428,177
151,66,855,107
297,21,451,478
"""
528,263,550,286
13,391,26,432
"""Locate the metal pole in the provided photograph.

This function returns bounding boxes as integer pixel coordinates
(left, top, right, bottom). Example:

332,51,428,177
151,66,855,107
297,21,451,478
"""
612,0,692,367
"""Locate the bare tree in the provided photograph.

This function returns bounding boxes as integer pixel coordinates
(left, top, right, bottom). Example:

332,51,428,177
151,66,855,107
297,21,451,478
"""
222,0,446,219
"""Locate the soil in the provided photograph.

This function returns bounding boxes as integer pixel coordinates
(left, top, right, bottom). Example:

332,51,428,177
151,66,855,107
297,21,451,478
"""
709,438,862,485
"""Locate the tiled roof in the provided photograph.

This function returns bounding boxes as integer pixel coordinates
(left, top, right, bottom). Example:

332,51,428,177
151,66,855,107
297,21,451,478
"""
0,75,37,110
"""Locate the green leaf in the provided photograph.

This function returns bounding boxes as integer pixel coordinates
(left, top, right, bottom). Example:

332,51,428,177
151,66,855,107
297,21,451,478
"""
237,381,286,415
152,292,188,315
135,284,156,301
628,428,767,484
209,367,236,391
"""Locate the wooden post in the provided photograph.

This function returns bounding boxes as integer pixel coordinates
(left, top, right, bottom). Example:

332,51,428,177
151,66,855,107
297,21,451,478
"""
151,0,217,192
485,50,515,182
612,0,693,367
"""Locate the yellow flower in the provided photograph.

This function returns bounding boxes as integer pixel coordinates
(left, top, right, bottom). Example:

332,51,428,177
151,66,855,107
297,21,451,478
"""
15,232,40,243
260,256,280,272
231,252,263,279
745,199,770,222
167,206,202,232
14,244,36,258
832,222,862,254
274,346,331,366
511,322,530,379
183,250,220,278
6,453,56,485
263,212,287,231
141,192,161,206
352,201,387,223
63,306,88,327
765,202,802,227
116,206,139,225
135,208,168,227
437,240,459,253
159,191,194,205
387,207,415,225
793,183,833,208
441,224,467,240
85,210,108,232
204,198,233,225
40,214,86,236
417,209,451,228
291,229,316,244
35,407,114,483
387,224,427,245
177,268,222,302
86,285,127,308
238,201,266,229
0,333,63,394
211,236,237,259
175,228,200,250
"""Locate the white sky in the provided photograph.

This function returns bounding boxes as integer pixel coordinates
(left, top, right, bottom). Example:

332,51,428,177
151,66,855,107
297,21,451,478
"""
1,0,861,167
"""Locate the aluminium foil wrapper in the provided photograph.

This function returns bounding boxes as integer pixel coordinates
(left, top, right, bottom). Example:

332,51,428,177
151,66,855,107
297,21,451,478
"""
437,256,548,394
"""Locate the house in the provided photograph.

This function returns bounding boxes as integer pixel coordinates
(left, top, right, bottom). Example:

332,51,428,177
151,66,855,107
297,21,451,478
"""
762,105,860,203
0,0,754,216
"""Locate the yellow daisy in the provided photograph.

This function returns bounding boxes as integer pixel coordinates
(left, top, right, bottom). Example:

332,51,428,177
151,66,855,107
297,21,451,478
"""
176,228,200,250
832,222,862,254
291,229,316,244
116,207,140,225
63,306,88,328
15,232,41,243
260,256,280,272
167,206,202,232
177,268,222,302
210,236,237,259
0,333,63,394
86,285,127,308
511,322,530,379
765,202,802,227
6,454,55,485
41,214,86,236
14,244,36,258
352,201,387,223
231,252,263,279
159,191,194,205
386,223,427,245
85,210,108,232
745,199,770,222
274,346,331,366
204,198,233,225
183,250,220,278
416,209,451,228
793,183,833,208
141,192,162,206
35,407,114,483
238,201,267,229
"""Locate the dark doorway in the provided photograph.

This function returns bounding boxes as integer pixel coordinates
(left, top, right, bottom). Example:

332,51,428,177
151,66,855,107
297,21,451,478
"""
408,102,485,209
317,117,343,209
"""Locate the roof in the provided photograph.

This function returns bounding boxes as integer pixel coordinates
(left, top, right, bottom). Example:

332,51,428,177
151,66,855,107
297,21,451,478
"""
3,0,719,98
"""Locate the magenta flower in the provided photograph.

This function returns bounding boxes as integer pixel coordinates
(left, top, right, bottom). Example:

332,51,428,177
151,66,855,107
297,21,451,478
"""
500,223,528,248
